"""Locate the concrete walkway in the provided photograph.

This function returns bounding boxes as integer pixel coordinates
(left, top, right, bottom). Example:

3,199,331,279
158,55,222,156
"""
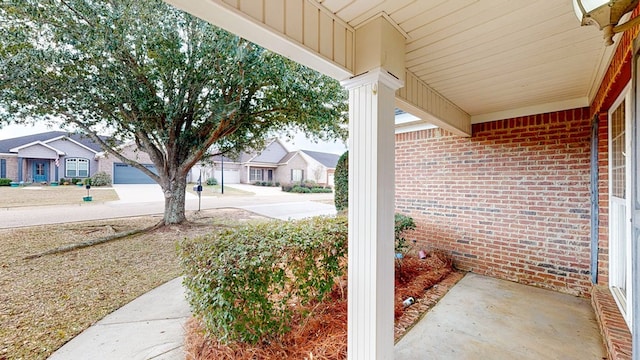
395,273,606,359
48,278,189,360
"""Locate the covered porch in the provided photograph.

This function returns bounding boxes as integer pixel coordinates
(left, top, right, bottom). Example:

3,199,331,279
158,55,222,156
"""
163,0,640,359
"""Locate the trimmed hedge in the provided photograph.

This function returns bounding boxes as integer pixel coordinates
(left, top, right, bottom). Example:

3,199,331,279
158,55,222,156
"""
281,180,332,193
0,178,12,186
334,151,348,211
179,216,348,344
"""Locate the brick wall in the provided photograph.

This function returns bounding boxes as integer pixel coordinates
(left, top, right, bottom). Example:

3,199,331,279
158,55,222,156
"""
395,108,593,296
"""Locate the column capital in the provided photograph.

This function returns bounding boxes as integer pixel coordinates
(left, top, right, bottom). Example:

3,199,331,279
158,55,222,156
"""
341,67,404,91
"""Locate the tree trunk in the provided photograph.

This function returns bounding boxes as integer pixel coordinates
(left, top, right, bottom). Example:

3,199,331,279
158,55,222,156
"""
162,176,187,225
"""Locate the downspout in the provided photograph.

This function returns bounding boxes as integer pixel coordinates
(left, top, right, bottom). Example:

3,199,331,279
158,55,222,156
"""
590,113,599,284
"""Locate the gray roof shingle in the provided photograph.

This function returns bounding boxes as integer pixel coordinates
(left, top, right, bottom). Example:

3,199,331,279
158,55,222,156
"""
301,150,341,168
0,131,107,153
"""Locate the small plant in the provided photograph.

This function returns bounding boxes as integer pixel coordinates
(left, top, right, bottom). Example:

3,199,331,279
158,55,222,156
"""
90,172,112,186
83,178,91,186
206,178,218,186
0,178,12,186
281,183,293,192
274,182,280,187
394,213,416,255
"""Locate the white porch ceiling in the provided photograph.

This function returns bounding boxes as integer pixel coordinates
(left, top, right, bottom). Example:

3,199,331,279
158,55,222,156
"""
317,0,614,123
166,0,618,130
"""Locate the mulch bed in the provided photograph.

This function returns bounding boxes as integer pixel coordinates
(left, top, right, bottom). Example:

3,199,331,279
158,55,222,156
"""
184,250,462,360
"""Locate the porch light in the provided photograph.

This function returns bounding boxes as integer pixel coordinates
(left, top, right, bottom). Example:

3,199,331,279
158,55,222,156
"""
573,0,640,45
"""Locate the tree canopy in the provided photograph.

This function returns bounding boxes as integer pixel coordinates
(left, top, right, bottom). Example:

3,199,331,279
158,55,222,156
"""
0,0,348,224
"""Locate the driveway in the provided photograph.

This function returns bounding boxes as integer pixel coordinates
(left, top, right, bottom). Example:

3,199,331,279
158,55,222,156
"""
112,184,198,203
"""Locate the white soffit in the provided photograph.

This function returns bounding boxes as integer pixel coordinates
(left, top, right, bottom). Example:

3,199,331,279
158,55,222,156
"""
318,0,616,119
168,0,618,127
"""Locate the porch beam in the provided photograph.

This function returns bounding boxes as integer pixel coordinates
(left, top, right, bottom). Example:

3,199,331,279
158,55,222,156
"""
396,70,472,137
164,0,355,81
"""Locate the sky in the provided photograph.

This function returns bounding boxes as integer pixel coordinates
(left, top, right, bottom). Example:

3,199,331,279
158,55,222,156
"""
0,122,348,154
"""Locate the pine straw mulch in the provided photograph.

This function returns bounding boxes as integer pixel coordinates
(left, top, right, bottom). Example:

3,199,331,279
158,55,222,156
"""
184,250,462,360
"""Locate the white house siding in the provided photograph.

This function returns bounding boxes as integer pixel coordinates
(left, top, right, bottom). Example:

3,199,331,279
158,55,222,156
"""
16,144,58,159
47,138,99,178
251,140,288,163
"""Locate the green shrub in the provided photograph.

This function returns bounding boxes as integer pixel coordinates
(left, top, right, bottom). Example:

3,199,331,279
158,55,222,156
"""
310,187,332,193
394,213,416,254
0,178,12,186
90,172,112,186
253,181,262,186
281,183,293,192
179,216,348,344
334,151,348,211
206,177,218,186
291,185,311,193
274,182,280,187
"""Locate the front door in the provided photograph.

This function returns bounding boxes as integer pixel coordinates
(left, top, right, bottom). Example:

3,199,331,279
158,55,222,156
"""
33,161,48,183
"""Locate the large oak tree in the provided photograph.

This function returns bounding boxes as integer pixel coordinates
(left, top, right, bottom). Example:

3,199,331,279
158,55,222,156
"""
0,0,347,224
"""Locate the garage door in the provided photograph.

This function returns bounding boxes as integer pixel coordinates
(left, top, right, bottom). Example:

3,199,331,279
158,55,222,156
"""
214,169,240,184
113,163,157,184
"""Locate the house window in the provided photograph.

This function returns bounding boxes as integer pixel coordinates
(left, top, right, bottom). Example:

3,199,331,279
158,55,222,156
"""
250,168,263,182
608,84,632,328
66,158,89,178
291,169,303,182
0,159,5,178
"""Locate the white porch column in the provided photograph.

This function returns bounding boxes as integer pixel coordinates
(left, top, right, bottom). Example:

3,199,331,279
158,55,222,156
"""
342,68,403,360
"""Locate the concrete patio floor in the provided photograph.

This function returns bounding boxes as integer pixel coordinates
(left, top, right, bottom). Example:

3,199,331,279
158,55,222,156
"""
395,273,606,360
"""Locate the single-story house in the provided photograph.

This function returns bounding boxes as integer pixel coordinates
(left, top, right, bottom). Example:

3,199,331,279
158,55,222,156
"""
0,131,103,183
164,0,640,358
0,131,157,184
188,138,340,186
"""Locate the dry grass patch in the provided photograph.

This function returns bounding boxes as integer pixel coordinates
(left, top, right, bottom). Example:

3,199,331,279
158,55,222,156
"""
0,208,263,360
0,186,119,208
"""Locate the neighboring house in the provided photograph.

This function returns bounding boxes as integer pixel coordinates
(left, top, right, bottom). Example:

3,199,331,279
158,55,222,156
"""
0,131,104,183
0,131,157,184
187,139,341,186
